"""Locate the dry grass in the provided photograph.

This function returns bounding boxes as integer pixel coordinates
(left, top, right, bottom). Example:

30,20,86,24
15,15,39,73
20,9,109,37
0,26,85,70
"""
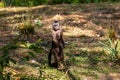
0,3,120,80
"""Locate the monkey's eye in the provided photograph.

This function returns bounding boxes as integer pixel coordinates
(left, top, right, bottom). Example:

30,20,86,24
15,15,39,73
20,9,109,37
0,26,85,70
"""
53,25,57,27
53,22,59,26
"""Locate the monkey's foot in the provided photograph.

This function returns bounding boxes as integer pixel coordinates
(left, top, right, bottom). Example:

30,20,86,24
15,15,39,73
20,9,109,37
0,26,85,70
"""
51,63,59,68
57,62,65,70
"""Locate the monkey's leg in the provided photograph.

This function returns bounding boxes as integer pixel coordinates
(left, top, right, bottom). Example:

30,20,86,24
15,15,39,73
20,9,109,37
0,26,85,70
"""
59,46,64,62
53,48,59,68
57,47,64,70
59,50,64,64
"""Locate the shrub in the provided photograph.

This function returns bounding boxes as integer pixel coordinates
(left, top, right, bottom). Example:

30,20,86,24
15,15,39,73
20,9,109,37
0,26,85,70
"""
2,0,120,7
99,39,119,61
19,20,35,40
0,2,4,7
107,25,116,42
3,0,48,7
0,41,17,80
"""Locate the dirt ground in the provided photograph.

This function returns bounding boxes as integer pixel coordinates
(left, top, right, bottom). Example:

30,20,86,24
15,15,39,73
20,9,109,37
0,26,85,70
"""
0,3,120,80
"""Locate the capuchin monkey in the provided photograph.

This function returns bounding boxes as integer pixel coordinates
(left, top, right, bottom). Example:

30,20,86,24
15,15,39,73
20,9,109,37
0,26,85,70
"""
48,20,65,68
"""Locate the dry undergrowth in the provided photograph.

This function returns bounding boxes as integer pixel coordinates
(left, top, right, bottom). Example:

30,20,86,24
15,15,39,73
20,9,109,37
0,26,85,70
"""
0,3,120,80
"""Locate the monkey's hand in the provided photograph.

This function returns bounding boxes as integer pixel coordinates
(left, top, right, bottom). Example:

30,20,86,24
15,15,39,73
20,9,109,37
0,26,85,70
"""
60,43,65,49
63,44,65,48
62,40,65,48
53,39,59,46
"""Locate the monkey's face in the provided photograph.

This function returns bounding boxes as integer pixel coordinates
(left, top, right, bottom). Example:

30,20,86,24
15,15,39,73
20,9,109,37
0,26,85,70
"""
52,21,60,31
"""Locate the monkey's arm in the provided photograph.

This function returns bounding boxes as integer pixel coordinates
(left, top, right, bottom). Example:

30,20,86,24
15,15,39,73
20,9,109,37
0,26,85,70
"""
62,37,65,45
60,30,65,48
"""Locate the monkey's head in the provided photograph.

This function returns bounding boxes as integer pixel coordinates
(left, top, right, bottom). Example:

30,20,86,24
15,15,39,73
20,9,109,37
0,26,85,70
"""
52,20,60,31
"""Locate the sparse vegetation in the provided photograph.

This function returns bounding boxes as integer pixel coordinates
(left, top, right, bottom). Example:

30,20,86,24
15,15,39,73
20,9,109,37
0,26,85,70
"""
0,40,17,80
19,20,35,37
99,39,119,61
0,2,120,80
1,0,120,7
0,2,4,7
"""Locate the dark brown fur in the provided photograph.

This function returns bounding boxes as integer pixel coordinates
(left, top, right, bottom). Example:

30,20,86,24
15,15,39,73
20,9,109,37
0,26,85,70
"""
48,21,64,68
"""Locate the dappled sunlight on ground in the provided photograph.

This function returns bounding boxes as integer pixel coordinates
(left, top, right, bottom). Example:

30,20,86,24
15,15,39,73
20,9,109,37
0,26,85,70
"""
63,26,96,37
0,3,120,80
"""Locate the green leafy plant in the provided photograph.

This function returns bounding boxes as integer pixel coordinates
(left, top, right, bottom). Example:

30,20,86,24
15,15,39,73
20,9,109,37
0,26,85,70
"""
18,41,44,61
34,19,43,27
2,0,120,6
107,25,116,42
0,49,16,80
20,42,43,61
0,39,18,79
99,39,119,61
20,76,40,80
0,2,4,7
26,42,43,53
